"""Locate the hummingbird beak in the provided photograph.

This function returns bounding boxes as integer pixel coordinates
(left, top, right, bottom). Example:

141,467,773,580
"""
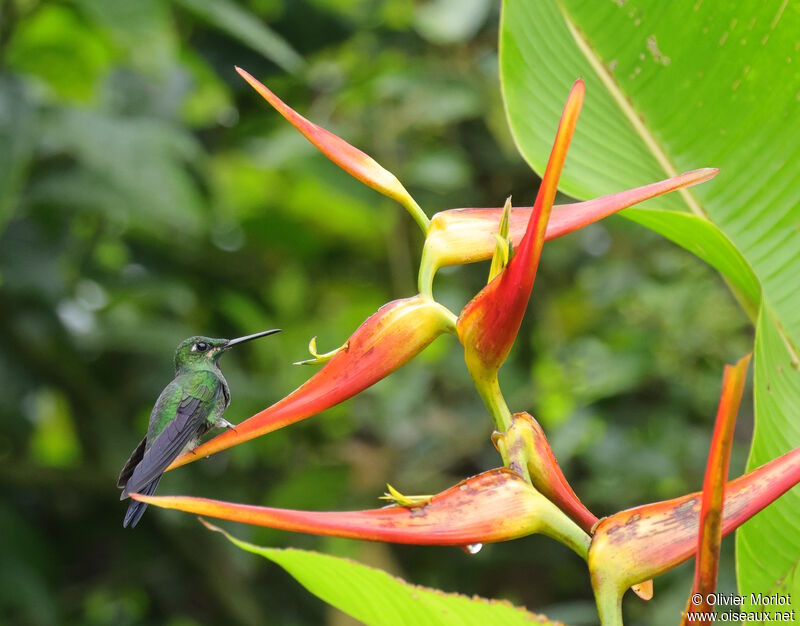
224,329,282,350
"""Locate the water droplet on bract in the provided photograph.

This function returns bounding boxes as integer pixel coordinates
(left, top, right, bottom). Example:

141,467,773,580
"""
461,543,483,555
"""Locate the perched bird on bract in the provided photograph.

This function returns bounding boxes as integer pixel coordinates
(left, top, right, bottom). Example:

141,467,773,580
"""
118,329,281,528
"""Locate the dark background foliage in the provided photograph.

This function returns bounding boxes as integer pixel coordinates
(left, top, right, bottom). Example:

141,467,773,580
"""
0,1,753,624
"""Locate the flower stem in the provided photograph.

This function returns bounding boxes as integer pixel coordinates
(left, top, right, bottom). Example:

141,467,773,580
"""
401,195,431,234
417,239,441,298
537,496,591,561
592,579,624,626
473,373,512,432
429,298,458,334
470,373,537,484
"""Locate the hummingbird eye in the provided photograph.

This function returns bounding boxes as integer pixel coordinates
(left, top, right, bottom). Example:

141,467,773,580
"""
193,341,209,353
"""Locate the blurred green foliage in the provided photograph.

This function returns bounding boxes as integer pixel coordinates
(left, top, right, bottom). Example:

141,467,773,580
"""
0,1,753,625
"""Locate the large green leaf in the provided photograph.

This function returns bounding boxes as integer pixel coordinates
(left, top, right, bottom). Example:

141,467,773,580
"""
737,307,800,604
499,0,800,611
204,521,561,626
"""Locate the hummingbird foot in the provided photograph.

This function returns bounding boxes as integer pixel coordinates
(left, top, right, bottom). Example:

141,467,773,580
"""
218,417,238,433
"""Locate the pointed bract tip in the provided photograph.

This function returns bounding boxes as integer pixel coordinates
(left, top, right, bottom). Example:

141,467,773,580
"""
560,80,585,118
236,67,278,104
691,167,720,182
235,67,255,85
564,81,585,116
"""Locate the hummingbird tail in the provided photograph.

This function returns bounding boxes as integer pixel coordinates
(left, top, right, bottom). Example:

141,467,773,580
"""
123,477,161,528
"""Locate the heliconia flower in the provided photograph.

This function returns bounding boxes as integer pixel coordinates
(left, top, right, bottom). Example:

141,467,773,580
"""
167,295,456,470
236,66,429,233
131,468,591,557
418,168,719,294
496,412,653,602
456,79,583,429
681,354,750,624
589,428,800,625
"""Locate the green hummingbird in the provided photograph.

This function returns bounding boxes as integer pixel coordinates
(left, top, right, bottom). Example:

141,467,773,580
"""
118,329,281,528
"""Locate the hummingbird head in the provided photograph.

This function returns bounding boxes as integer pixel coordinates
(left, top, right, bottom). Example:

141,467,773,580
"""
173,330,281,370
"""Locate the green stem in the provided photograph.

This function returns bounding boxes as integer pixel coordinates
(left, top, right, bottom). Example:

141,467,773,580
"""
474,373,512,432
427,297,458,334
537,496,591,562
592,579,624,626
469,368,535,483
401,195,430,234
417,242,438,298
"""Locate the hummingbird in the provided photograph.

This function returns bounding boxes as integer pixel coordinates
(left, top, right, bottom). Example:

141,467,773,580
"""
118,329,281,528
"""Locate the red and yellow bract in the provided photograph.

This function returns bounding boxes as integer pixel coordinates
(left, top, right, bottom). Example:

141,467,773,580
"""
136,469,556,546
681,354,750,624
168,296,455,469
456,80,584,381
589,357,797,625
419,168,718,293
591,444,800,596
236,67,429,233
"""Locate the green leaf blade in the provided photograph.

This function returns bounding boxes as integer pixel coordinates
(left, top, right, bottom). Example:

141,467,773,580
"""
501,0,800,343
736,308,800,610
206,521,562,626
500,0,800,610
499,0,684,211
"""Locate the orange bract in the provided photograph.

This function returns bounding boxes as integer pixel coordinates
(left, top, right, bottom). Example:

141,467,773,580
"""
456,80,583,377
236,67,429,232
682,354,750,624
168,296,455,469
591,431,800,593
135,469,547,545
420,168,718,290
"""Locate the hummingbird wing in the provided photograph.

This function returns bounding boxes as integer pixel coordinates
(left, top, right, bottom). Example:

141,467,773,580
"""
121,372,221,498
117,437,147,489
